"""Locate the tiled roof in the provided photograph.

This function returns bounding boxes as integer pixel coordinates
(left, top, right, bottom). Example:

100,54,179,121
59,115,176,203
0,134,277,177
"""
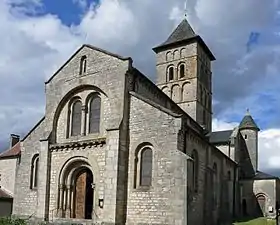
209,130,233,144
0,189,12,199
254,171,278,180
239,112,259,130
0,142,21,159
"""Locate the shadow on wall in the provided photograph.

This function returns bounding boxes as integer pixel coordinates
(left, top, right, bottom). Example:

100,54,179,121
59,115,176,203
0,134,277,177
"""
231,136,269,224
232,194,273,224
0,198,13,217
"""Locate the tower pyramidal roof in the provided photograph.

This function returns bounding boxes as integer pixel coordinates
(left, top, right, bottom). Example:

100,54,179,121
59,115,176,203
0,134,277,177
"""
161,19,196,46
153,18,215,60
239,109,260,131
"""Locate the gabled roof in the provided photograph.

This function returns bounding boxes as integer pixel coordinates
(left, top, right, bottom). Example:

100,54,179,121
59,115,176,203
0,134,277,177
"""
45,44,132,84
254,171,278,180
0,142,21,159
239,110,260,131
209,130,233,144
153,19,215,60
0,189,12,199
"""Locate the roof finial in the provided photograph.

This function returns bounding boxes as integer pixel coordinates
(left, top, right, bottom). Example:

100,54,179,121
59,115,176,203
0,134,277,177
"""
184,0,188,19
246,108,250,115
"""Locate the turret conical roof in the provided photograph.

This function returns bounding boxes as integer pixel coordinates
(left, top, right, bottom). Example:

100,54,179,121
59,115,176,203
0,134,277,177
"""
239,109,260,131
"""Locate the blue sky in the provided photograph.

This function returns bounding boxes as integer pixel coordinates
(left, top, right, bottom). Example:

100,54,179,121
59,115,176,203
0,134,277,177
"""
1,0,280,171
41,0,96,25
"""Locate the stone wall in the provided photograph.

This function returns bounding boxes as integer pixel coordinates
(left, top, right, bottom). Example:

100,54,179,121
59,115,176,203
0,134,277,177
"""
155,43,198,85
215,144,230,158
185,128,207,225
240,129,258,173
45,45,131,136
253,179,276,218
127,93,186,225
12,119,46,217
0,157,18,196
155,42,212,132
13,45,131,223
48,145,106,222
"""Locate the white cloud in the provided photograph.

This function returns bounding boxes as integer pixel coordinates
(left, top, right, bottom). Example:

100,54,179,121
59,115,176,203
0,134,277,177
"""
73,0,88,10
212,118,238,131
78,0,139,50
259,129,280,170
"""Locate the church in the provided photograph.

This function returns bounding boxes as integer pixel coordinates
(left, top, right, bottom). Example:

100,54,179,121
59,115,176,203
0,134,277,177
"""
0,18,279,225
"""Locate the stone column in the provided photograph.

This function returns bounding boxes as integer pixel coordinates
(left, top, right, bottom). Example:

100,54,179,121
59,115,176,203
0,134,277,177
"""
66,185,72,218
57,184,64,217
36,137,51,220
63,187,67,211
81,105,87,136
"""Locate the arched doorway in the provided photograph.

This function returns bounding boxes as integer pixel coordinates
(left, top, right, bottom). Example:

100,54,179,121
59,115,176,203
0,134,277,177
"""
73,168,94,219
257,194,266,216
242,199,247,216
57,158,96,220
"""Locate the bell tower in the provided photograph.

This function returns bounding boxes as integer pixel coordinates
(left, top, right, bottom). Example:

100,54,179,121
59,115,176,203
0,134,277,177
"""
153,18,216,132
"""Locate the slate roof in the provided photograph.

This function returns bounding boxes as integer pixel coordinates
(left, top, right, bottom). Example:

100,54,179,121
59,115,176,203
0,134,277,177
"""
254,171,278,180
239,110,260,131
0,142,21,159
0,189,12,199
153,19,215,60
160,19,196,46
209,130,233,144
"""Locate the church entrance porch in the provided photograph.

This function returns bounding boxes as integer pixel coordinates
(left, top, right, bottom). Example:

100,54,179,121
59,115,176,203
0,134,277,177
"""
57,158,95,221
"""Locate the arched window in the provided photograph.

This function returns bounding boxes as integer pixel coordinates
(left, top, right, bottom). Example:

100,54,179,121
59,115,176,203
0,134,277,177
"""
71,100,82,136
140,147,153,187
179,64,185,78
192,150,199,192
79,55,87,75
30,154,39,189
168,66,174,81
89,95,101,134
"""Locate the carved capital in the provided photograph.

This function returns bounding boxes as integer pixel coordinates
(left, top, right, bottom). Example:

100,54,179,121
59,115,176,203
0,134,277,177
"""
66,184,73,190
81,105,87,112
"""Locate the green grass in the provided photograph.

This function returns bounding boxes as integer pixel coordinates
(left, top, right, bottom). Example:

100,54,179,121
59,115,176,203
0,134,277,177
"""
234,217,276,225
0,217,27,225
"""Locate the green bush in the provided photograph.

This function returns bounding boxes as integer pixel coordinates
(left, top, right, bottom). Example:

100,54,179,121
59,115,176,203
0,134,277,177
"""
0,217,27,225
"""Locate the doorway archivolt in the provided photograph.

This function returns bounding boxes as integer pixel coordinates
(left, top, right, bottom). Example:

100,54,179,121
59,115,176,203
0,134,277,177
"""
57,156,99,220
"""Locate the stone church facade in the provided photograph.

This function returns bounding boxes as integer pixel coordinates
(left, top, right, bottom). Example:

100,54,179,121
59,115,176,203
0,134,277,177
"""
0,19,279,225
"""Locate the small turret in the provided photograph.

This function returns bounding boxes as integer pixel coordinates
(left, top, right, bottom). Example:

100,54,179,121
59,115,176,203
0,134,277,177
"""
239,109,259,173
239,109,260,131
